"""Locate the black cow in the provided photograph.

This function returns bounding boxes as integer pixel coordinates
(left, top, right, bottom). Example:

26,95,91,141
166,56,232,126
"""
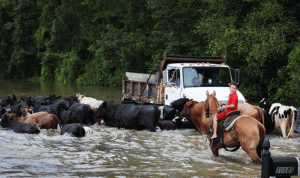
162,105,176,120
0,97,9,107
171,98,191,112
96,102,160,132
64,96,94,125
95,102,119,127
157,119,177,131
46,95,63,105
31,96,48,106
263,109,274,134
170,98,196,130
0,108,7,118
294,107,300,133
60,110,82,126
259,98,272,112
11,96,33,117
0,115,40,134
6,94,18,106
61,123,85,137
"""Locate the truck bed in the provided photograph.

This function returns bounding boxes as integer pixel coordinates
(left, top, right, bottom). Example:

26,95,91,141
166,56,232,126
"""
122,72,164,104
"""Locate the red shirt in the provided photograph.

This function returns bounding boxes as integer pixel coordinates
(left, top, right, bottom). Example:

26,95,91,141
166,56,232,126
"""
216,91,238,120
227,91,238,112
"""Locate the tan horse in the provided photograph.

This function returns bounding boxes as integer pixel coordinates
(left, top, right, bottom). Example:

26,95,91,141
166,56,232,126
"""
238,103,264,125
181,91,266,164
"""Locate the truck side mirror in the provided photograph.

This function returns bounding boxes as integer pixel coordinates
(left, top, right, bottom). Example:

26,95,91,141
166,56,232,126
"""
163,70,168,87
231,69,240,84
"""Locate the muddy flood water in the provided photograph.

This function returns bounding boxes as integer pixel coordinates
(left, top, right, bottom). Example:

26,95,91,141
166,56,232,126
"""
0,80,299,178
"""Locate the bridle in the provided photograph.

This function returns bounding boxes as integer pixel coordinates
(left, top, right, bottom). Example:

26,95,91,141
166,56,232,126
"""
204,95,220,118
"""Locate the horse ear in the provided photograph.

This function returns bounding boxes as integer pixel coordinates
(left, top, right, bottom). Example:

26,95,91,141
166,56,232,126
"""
213,90,216,96
206,90,209,97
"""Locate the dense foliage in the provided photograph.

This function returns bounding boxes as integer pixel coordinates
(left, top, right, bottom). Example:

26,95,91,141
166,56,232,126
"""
0,0,299,105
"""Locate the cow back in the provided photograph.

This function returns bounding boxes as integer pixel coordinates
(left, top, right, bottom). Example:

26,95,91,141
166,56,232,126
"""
115,104,159,131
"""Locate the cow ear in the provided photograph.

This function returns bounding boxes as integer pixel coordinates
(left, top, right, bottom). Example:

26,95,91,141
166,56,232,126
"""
101,101,107,108
189,101,195,108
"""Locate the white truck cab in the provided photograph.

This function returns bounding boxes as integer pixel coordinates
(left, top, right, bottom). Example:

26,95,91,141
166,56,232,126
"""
163,62,246,105
122,53,246,105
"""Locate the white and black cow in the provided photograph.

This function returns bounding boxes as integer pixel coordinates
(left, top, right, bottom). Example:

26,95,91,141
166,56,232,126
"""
96,102,160,132
259,98,297,139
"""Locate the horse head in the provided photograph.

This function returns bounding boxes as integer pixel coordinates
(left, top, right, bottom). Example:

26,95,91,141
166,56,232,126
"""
205,90,219,118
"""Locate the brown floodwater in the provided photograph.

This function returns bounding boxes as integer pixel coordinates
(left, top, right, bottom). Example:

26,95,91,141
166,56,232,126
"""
0,80,299,178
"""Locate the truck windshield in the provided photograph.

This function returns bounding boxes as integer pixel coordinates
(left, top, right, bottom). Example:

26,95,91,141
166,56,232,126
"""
183,67,231,87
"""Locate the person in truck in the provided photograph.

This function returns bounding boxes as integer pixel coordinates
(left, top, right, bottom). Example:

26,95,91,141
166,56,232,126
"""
168,71,177,86
211,82,239,140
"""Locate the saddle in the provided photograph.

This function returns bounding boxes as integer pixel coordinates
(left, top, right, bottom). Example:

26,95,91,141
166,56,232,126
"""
209,110,244,152
221,110,241,131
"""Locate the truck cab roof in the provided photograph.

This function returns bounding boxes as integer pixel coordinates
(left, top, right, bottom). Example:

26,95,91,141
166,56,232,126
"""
160,53,225,71
166,62,229,69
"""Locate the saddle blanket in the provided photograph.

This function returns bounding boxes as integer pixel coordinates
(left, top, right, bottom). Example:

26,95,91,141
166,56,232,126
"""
223,115,250,131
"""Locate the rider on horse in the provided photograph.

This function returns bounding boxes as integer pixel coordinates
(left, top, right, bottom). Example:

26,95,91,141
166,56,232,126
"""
211,82,238,140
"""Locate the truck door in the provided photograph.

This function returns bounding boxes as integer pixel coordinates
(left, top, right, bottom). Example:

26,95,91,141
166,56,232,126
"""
164,69,181,105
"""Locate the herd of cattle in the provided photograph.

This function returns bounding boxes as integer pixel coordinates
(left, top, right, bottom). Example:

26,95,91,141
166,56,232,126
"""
0,93,299,139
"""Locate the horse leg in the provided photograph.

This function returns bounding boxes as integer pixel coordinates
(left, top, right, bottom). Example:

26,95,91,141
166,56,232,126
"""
239,139,261,164
256,142,263,158
280,119,288,139
209,141,219,157
235,119,265,164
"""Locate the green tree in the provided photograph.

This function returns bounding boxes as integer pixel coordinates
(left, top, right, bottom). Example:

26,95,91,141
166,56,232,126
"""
1,0,41,79
36,0,87,82
147,0,207,56
196,0,299,103
272,40,300,105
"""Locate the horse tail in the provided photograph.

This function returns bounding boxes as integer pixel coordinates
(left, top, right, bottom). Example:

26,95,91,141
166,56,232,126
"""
54,115,62,129
254,106,264,126
256,121,266,158
286,108,295,139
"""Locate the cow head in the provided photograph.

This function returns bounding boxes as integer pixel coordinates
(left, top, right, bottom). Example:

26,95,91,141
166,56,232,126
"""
75,93,86,100
181,100,195,119
64,96,78,107
0,114,12,128
7,94,18,106
95,101,107,117
21,106,32,117
171,98,191,112
0,98,9,107
259,98,271,112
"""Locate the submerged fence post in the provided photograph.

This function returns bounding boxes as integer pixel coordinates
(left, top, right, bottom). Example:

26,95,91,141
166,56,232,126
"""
261,139,271,178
